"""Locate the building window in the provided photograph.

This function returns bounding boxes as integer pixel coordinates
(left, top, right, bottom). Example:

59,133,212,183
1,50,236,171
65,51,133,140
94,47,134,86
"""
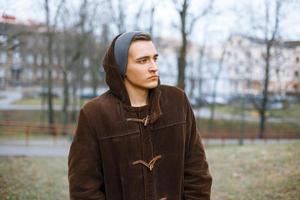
0,34,7,43
0,52,7,63
13,52,21,64
84,58,90,68
84,73,90,81
53,56,58,65
37,69,42,77
53,70,57,79
36,54,42,65
27,54,34,64
13,39,20,50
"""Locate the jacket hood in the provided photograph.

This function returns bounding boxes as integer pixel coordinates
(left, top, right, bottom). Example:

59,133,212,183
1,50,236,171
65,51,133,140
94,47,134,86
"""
102,34,162,124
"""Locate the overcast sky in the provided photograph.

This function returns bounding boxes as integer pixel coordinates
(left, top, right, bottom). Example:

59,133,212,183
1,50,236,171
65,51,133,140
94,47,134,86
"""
1,0,300,43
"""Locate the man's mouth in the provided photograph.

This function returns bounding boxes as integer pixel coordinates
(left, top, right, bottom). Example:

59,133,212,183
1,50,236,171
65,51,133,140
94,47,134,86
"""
148,75,158,80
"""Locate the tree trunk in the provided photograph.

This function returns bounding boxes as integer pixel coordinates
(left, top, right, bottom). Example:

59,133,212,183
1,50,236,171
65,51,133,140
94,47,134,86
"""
177,51,186,90
148,4,155,36
62,70,69,134
177,5,187,90
208,76,218,132
208,45,226,132
71,84,78,122
40,55,47,123
45,0,54,128
259,42,271,138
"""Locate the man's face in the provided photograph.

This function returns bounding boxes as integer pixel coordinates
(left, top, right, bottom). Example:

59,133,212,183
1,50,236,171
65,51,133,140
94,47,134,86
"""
125,40,159,90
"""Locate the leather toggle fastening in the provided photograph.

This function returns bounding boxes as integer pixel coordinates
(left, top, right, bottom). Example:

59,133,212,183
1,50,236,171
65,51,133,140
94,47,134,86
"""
126,115,150,126
132,155,162,171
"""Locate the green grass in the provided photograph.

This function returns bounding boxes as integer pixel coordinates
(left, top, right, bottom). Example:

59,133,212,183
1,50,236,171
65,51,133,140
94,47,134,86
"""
197,118,300,138
0,110,77,124
214,104,243,115
13,97,89,106
0,142,299,200
268,104,300,118
214,103,300,119
13,97,63,105
197,104,300,138
0,134,71,141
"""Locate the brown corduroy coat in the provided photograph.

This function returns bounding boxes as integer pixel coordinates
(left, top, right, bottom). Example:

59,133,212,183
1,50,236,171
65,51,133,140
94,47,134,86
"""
68,43,212,200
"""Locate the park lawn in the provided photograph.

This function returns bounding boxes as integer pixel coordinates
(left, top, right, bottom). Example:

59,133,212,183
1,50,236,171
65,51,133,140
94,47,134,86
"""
207,141,300,200
268,104,300,118
214,103,300,119
197,118,300,138
0,110,78,126
0,156,68,199
13,97,63,105
0,141,299,200
12,97,89,106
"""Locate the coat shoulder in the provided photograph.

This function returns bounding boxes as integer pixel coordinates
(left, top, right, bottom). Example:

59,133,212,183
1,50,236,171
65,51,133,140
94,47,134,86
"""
160,85,184,95
81,90,114,115
159,84,189,111
159,84,187,103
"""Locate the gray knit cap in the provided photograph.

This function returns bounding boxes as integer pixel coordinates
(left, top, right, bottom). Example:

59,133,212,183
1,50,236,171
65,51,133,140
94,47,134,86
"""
114,31,143,77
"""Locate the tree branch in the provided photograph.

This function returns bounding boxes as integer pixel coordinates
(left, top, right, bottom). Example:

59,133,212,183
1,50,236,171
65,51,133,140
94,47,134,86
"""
188,0,214,34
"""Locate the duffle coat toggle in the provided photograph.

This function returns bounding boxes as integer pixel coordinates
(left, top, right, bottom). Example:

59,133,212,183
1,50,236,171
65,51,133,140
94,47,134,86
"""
126,114,161,171
126,114,150,126
132,155,162,171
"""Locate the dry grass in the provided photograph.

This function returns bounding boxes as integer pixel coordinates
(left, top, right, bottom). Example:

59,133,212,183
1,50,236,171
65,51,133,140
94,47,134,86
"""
207,141,300,200
0,156,68,200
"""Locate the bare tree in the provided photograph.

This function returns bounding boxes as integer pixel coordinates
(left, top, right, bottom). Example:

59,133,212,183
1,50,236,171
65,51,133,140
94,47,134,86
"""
245,0,283,138
107,0,126,33
172,0,213,90
44,0,65,126
134,0,159,34
148,0,156,35
60,27,83,127
233,0,289,138
106,0,158,34
68,0,95,120
189,21,209,108
89,24,110,97
207,37,230,131
60,0,107,122
257,0,282,138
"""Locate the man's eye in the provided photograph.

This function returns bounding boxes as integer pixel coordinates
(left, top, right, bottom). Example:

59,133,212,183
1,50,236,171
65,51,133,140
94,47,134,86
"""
154,57,158,62
138,59,147,64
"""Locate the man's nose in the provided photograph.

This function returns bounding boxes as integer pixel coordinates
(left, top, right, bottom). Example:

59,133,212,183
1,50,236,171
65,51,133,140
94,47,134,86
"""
148,59,158,73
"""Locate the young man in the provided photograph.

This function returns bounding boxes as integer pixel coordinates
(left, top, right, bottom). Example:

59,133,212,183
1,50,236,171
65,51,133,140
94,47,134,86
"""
68,31,212,200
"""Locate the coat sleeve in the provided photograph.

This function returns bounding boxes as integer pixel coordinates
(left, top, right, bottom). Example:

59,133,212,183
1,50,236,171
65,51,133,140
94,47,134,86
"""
68,109,106,200
183,93,212,200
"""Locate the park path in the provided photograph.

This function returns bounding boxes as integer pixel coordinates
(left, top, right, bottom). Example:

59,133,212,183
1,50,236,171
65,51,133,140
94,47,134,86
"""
0,138,70,157
0,138,297,157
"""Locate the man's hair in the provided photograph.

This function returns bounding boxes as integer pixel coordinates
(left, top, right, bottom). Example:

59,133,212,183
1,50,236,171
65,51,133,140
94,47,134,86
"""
132,33,152,42
102,32,152,70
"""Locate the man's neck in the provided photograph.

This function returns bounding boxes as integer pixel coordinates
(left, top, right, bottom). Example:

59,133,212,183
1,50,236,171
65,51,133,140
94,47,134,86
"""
124,81,149,107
